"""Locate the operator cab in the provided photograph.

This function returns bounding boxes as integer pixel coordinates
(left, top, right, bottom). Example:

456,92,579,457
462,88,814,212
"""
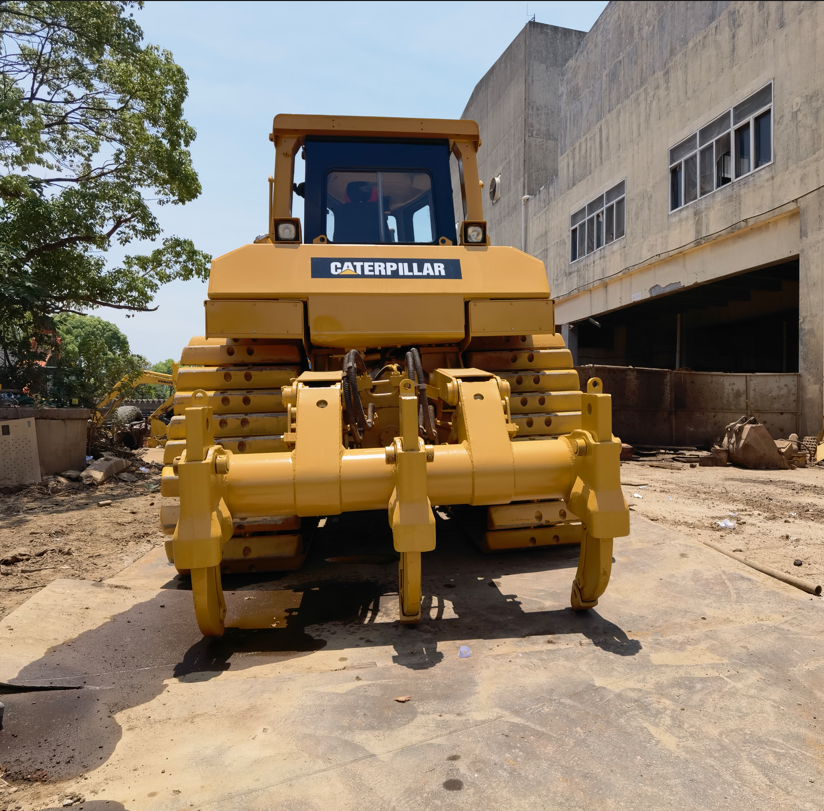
299,138,458,245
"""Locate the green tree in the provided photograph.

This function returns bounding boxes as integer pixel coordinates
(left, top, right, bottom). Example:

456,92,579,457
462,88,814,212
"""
52,313,145,408
0,0,210,394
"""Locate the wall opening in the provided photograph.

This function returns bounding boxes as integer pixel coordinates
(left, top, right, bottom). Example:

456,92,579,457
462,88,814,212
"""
575,259,799,373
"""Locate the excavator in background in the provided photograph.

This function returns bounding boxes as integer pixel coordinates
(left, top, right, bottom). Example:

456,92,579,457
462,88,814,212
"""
161,114,630,636
94,368,177,449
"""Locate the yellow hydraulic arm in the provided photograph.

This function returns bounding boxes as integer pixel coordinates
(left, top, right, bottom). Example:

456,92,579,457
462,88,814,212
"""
94,368,177,436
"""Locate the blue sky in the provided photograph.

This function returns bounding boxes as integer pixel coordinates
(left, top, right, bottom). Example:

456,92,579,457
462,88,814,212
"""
111,0,607,363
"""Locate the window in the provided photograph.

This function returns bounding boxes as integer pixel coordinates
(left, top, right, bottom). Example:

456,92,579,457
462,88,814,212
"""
570,180,625,263
669,83,772,212
325,170,436,244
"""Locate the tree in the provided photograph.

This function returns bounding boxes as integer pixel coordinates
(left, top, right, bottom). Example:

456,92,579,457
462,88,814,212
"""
51,313,145,408
0,1,210,394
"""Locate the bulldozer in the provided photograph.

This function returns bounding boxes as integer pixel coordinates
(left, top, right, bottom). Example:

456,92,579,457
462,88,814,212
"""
160,115,629,636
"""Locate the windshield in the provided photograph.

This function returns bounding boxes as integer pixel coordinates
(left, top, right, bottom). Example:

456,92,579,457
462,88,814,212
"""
326,170,434,244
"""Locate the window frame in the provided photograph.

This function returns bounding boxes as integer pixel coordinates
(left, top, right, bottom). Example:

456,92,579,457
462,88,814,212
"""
569,179,626,264
669,82,773,213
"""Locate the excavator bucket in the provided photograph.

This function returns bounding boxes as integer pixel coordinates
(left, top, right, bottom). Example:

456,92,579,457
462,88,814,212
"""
161,114,630,635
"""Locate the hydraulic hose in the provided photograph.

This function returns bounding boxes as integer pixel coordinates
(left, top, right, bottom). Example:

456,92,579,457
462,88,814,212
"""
405,347,438,443
342,349,375,444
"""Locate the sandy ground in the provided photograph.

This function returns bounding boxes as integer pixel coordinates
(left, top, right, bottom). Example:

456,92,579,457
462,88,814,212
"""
0,449,172,621
620,460,824,587
1,451,822,623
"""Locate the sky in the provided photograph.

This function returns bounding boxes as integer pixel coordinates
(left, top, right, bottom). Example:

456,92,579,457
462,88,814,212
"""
109,0,607,364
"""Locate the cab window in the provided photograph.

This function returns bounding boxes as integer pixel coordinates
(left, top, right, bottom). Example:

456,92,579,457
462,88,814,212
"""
326,170,435,244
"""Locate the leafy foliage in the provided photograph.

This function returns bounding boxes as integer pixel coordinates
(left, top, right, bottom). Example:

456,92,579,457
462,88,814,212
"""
51,313,146,408
0,1,210,394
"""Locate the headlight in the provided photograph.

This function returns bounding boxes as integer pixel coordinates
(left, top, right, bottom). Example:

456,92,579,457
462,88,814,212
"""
466,225,484,243
276,222,297,241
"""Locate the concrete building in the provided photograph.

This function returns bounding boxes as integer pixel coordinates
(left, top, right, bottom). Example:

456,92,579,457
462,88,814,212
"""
459,1,823,438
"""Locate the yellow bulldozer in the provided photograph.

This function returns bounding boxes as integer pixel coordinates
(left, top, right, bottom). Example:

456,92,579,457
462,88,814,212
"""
161,114,629,636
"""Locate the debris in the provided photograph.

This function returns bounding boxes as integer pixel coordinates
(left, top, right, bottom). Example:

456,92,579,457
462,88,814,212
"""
703,540,822,596
458,645,471,659
394,695,411,703
138,466,149,473
794,559,803,567
620,443,634,461
722,416,789,470
632,493,643,499
98,500,112,507
1,549,31,565
117,472,137,482
60,470,82,481
710,446,730,466
698,454,717,467
81,455,130,484
716,519,736,529
729,512,738,517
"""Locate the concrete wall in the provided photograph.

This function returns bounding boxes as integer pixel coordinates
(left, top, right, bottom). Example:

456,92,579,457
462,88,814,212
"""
0,408,90,484
577,366,799,446
35,413,89,476
453,22,586,249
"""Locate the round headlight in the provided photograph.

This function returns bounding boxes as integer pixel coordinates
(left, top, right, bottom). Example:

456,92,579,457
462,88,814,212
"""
466,225,484,243
277,222,297,241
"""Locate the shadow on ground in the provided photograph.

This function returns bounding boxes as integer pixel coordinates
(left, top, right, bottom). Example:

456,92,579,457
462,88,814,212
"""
0,509,638,783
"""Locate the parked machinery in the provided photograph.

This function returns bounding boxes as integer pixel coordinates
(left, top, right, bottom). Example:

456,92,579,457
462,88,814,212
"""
160,115,629,635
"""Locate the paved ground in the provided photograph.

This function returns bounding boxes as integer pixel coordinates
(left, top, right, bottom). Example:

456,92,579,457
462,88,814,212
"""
0,509,822,811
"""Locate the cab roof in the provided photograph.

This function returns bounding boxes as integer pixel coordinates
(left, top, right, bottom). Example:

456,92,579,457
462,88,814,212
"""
271,114,480,146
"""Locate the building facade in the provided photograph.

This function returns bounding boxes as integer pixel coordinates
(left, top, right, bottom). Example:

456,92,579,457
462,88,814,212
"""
460,1,823,437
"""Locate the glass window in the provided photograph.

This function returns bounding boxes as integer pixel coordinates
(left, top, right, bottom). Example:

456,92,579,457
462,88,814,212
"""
670,164,682,211
571,207,586,227
699,145,714,196
733,84,772,125
735,124,751,177
755,110,771,167
669,83,772,214
684,154,697,203
605,180,625,204
715,132,731,187
570,180,625,261
699,111,731,147
669,133,697,166
325,170,434,244
326,208,335,241
412,205,432,242
615,197,625,239
605,204,615,244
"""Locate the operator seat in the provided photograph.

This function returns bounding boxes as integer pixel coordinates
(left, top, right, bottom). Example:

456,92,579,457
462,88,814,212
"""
333,181,382,243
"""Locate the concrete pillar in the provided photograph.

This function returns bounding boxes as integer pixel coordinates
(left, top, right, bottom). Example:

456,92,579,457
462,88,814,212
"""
798,186,824,437
561,323,578,365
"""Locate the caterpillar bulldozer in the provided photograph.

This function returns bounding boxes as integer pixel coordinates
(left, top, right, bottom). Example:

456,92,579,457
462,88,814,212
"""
161,114,629,636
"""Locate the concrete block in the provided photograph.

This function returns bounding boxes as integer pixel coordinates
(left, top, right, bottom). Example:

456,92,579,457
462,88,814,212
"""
81,456,130,484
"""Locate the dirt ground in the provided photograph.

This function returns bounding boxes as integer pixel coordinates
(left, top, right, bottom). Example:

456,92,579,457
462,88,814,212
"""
0,449,172,621
1,451,822,623
620,458,824,588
